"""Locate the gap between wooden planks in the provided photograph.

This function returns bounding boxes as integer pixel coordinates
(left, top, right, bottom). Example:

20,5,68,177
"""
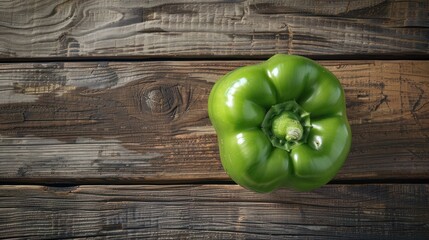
0,184,428,239
0,60,428,184
0,0,427,59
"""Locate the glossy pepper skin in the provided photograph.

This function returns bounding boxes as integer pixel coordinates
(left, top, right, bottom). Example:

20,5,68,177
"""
208,54,351,193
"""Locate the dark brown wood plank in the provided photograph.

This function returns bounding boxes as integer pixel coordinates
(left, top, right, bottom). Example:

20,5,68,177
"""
0,184,428,239
0,0,427,59
0,60,428,183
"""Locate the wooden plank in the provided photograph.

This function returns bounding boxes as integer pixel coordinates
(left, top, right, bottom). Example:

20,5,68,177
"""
0,60,428,183
0,0,427,59
0,184,428,239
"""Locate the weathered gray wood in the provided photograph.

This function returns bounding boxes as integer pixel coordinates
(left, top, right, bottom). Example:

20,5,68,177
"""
0,184,428,239
0,0,427,59
0,60,428,183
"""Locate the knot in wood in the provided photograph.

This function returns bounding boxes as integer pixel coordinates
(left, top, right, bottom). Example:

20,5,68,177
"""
140,86,178,117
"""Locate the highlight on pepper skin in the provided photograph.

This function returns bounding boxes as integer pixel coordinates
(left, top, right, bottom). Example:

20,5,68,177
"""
208,54,352,193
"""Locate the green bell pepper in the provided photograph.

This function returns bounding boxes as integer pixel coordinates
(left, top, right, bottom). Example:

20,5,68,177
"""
208,54,351,193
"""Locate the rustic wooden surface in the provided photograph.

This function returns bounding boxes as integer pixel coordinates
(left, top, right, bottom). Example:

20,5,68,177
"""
0,0,428,239
0,184,428,239
0,0,428,59
0,60,428,184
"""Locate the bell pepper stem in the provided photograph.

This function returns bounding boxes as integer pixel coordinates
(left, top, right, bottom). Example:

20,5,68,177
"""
261,100,311,151
272,112,303,142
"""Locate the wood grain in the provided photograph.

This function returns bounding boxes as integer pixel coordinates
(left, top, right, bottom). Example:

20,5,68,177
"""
0,0,427,59
0,60,428,183
0,184,428,239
